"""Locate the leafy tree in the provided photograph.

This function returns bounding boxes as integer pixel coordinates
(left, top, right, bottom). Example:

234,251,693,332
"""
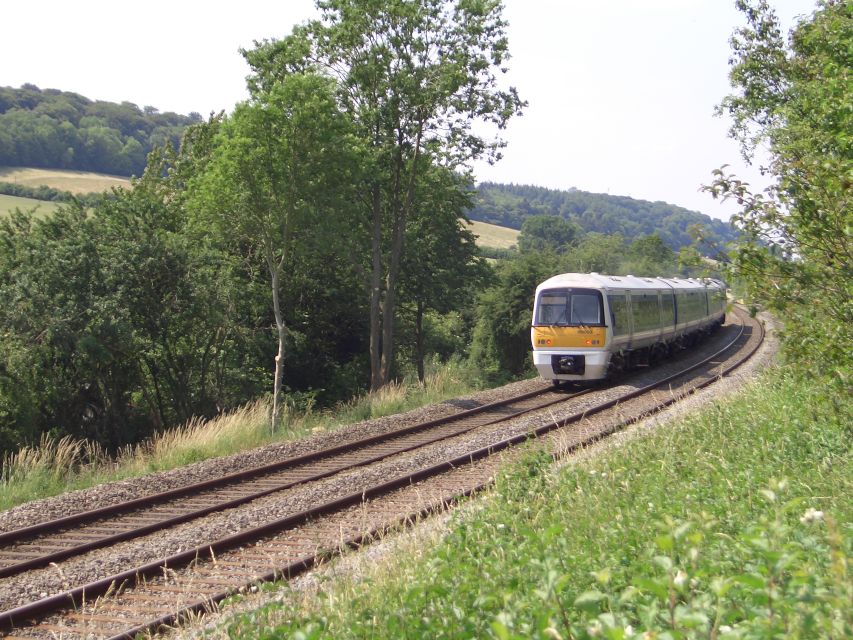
0,156,246,454
470,252,559,382
399,167,490,381
189,73,355,429
517,214,581,254
244,0,524,390
705,0,851,380
563,232,627,274
624,233,678,276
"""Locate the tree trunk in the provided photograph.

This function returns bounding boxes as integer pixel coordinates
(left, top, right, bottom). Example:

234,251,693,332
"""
376,125,424,389
416,299,425,383
369,184,384,392
269,260,287,431
379,208,405,385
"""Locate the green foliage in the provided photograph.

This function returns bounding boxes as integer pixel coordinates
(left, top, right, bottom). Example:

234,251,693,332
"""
472,182,738,254
188,73,360,429
470,252,559,382
221,369,852,639
706,0,852,383
0,85,199,176
0,181,107,208
243,0,525,391
563,232,628,274
399,168,491,380
518,214,581,254
0,149,269,455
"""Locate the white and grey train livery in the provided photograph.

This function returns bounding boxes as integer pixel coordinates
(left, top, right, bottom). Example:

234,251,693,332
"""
531,272,727,382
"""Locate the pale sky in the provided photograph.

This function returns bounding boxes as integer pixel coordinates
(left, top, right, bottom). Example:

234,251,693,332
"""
3,1,817,221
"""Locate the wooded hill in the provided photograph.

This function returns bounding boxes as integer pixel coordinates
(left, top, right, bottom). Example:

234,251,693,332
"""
0,85,736,253
471,182,737,251
0,85,202,176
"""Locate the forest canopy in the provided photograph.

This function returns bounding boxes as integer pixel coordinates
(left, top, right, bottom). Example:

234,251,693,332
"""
0,84,202,176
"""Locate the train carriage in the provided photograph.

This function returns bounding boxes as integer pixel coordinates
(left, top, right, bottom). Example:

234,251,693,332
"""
531,273,726,382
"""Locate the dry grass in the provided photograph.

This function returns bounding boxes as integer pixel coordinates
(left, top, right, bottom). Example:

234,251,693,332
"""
0,401,274,509
467,219,518,249
0,166,131,194
0,434,109,487
0,360,482,510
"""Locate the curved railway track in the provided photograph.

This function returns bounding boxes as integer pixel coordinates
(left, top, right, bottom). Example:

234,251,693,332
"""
0,386,592,580
0,308,764,640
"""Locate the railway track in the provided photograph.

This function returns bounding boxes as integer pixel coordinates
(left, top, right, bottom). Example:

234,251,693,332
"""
0,385,589,581
0,308,764,639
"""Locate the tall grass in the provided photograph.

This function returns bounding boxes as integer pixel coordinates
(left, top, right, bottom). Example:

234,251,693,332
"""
0,358,482,512
218,368,852,639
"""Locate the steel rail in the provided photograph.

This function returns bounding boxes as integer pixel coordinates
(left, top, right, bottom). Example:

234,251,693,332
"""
0,384,576,546
0,310,761,637
0,387,590,579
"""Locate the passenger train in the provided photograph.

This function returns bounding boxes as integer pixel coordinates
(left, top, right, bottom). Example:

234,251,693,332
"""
531,273,726,383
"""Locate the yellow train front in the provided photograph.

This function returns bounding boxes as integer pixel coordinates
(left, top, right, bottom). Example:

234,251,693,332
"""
531,273,726,383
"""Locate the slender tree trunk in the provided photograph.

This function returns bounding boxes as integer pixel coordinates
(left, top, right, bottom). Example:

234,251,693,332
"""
269,259,287,431
416,299,425,383
369,184,384,392
379,209,405,385
377,125,424,389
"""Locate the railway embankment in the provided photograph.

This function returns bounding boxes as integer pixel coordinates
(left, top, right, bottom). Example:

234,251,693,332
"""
179,313,851,639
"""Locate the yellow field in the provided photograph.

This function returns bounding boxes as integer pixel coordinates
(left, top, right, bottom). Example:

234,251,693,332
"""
0,194,62,218
0,167,131,194
467,219,518,249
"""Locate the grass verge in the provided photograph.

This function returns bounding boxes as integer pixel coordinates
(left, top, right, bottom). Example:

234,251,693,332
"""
0,358,484,511
218,368,851,639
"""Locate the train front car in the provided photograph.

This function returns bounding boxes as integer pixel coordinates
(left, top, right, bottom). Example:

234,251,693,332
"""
531,273,610,383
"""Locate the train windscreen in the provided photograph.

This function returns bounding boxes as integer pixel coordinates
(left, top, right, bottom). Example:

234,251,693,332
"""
535,288,603,326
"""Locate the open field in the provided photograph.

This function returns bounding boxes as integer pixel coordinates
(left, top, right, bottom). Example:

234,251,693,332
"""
0,194,62,218
0,166,131,194
467,219,518,249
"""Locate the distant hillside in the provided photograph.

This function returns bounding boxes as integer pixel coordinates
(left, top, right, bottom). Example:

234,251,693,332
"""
0,84,200,177
471,182,737,252
467,219,518,249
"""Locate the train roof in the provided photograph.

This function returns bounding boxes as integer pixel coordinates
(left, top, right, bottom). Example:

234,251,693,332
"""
535,272,725,293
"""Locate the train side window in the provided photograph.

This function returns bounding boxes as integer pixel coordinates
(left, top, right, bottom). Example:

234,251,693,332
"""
630,292,660,332
608,294,629,336
662,291,675,326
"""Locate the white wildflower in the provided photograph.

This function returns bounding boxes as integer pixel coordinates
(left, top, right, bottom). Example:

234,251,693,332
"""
800,507,825,524
673,570,688,588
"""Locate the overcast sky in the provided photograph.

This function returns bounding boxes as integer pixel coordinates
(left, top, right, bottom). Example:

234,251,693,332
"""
3,0,817,220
